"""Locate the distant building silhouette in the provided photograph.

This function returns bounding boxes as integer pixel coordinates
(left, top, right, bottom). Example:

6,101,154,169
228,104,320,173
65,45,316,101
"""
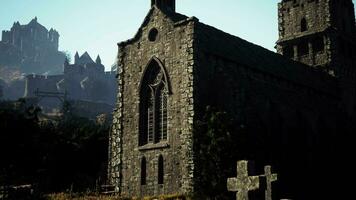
0,17,65,74
24,51,116,108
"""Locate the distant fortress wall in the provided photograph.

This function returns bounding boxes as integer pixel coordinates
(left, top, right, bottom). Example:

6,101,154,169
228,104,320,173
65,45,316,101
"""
24,52,117,106
24,74,64,97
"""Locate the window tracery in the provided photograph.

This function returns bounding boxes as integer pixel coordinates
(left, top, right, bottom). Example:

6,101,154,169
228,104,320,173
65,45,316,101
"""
139,58,170,146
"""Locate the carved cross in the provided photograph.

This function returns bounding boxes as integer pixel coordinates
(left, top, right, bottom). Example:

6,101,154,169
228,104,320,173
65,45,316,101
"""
227,160,261,200
264,165,278,200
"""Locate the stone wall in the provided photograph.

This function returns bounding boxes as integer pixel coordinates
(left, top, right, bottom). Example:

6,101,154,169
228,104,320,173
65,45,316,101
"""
277,0,356,116
23,55,116,109
110,7,195,197
278,0,330,38
277,0,331,68
109,1,356,199
24,74,64,98
192,19,344,199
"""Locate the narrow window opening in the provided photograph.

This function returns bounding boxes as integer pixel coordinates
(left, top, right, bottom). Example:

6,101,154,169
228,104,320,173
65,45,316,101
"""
158,85,168,141
298,41,309,56
301,18,308,32
158,155,164,184
141,157,147,185
148,28,158,42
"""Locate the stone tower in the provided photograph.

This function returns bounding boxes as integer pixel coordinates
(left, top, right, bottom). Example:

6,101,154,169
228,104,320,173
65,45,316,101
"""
276,0,356,72
276,0,356,114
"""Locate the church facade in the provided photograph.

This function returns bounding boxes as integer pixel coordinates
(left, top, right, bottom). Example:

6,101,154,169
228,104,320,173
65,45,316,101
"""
109,0,356,199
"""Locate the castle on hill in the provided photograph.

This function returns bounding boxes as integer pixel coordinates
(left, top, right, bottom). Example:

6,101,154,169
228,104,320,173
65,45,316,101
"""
0,17,66,75
0,17,116,111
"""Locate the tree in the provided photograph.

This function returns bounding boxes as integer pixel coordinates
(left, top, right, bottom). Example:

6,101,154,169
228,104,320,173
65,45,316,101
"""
0,99,109,194
194,106,243,199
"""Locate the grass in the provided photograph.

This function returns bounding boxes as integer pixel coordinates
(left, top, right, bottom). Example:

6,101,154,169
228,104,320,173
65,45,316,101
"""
47,193,188,200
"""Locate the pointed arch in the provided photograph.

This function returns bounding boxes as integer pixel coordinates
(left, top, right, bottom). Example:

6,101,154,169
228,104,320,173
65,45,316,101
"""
139,57,171,146
139,56,171,95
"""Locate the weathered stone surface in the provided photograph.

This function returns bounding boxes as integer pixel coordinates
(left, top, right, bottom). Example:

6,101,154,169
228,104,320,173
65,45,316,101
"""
109,0,356,199
227,161,261,200
263,166,278,200
109,3,195,197
276,0,356,115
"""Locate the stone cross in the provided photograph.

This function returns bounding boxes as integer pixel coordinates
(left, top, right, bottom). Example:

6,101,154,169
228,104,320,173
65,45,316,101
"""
227,160,261,200
264,165,278,200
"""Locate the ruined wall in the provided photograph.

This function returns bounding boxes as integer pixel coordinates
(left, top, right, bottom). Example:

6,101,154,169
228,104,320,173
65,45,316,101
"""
110,8,195,197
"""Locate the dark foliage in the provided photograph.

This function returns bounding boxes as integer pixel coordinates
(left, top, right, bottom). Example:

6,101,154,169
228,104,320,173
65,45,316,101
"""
193,105,355,200
193,106,244,199
0,100,109,195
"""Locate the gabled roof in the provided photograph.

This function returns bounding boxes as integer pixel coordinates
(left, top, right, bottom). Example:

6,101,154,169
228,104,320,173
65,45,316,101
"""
195,22,338,96
118,6,338,97
118,6,190,47
77,52,95,65
26,17,48,32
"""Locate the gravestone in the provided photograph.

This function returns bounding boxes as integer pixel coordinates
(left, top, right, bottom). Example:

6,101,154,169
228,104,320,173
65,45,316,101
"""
227,160,262,200
263,165,278,200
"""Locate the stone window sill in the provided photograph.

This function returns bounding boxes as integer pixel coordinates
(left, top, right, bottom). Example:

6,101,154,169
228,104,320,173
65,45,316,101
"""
138,142,170,151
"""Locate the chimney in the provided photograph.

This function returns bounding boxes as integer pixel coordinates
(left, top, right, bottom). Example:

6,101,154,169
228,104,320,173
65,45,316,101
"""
151,0,176,12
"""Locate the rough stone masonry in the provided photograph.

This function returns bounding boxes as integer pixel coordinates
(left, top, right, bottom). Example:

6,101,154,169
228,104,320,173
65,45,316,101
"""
109,0,356,199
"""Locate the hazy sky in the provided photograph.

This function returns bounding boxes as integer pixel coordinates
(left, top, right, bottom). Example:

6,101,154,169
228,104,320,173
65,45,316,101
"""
1,0,355,71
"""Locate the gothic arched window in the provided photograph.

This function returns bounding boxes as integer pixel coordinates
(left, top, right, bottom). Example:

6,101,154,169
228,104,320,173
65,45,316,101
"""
301,18,308,32
139,57,170,146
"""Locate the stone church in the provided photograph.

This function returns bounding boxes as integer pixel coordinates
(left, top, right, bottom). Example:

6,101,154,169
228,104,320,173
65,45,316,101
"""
109,0,356,199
